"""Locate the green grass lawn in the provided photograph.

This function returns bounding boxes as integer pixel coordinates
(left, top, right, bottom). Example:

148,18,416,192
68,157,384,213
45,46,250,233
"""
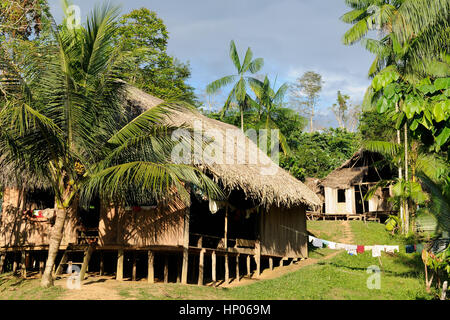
0,221,438,300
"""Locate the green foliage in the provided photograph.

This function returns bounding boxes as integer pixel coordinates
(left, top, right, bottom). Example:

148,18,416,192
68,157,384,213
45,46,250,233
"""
115,8,198,105
206,40,264,130
283,128,360,180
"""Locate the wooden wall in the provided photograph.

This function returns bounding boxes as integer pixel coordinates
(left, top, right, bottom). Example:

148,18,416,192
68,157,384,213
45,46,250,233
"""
324,187,355,214
98,198,187,247
0,188,78,248
259,205,307,258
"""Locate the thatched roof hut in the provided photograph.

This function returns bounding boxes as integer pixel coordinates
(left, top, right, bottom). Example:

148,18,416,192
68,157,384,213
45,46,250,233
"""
321,167,368,189
125,84,320,209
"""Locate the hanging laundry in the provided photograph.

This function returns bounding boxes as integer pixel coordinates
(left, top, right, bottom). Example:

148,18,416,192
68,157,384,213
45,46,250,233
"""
336,243,347,250
347,249,357,256
327,242,336,249
308,236,314,243
384,245,399,253
209,200,219,214
357,245,365,254
322,240,330,247
372,245,384,257
416,243,424,252
405,245,415,254
312,238,323,248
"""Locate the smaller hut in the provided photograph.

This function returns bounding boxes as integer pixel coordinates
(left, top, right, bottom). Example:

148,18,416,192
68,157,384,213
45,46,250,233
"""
317,150,396,220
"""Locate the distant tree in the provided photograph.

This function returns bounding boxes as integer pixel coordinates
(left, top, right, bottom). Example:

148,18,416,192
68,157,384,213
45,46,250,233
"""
116,8,198,105
206,40,264,131
331,91,350,129
0,0,47,40
290,71,323,132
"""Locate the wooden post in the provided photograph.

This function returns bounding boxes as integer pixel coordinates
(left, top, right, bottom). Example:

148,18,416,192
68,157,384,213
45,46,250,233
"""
269,257,273,271
116,248,124,281
235,254,240,283
198,249,205,285
99,251,104,276
211,251,216,285
164,255,169,283
147,250,154,284
21,250,27,278
177,256,182,283
12,254,18,273
246,255,251,276
132,251,137,281
79,244,95,281
55,250,69,275
225,254,229,284
181,208,190,285
255,240,261,277
0,253,5,274
279,258,283,267
39,260,45,277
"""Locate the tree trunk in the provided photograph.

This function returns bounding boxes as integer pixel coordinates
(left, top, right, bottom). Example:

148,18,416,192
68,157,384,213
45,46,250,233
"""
395,102,404,233
41,207,67,287
404,124,409,234
240,107,244,132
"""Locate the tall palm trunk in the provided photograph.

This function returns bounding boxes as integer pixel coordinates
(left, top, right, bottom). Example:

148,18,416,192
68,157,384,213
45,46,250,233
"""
404,124,409,234
395,102,404,233
41,207,67,287
240,105,244,132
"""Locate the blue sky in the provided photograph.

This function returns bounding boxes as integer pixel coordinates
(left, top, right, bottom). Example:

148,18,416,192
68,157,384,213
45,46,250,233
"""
48,0,376,128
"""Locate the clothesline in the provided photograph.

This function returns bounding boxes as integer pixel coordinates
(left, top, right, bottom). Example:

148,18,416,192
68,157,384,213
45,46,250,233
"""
308,236,422,258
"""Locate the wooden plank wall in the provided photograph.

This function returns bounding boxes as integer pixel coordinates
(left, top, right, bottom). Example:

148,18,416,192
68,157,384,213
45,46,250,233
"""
259,205,307,258
98,198,187,247
0,188,78,248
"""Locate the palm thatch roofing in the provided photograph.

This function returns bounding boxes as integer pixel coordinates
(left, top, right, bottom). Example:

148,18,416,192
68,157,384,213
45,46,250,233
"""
320,167,368,189
125,84,320,209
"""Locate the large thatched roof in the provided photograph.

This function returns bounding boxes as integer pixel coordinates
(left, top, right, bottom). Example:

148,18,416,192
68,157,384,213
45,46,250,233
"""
125,84,320,209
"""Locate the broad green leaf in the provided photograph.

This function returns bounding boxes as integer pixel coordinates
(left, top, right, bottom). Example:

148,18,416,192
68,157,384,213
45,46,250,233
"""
436,127,450,147
435,78,450,91
433,101,449,122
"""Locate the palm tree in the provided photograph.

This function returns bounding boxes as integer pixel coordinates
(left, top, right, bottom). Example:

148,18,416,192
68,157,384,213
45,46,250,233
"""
248,75,290,154
206,40,264,131
341,0,450,79
0,1,221,287
363,139,447,233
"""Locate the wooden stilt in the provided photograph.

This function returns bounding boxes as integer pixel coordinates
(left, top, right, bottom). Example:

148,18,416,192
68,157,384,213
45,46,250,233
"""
279,258,283,267
79,244,95,281
39,260,45,277
235,254,240,282
225,254,229,284
147,250,154,284
181,208,190,285
99,252,104,276
12,252,18,273
116,248,124,281
246,255,251,276
21,251,27,278
255,241,261,277
269,257,273,270
132,251,137,281
55,249,69,275
0,253,5,274
177,256,182,283
164,255,169,283
212,251,217,285
198,249,205,285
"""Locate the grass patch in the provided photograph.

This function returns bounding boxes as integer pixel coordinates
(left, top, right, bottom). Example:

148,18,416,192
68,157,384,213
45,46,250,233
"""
0,273,64,300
